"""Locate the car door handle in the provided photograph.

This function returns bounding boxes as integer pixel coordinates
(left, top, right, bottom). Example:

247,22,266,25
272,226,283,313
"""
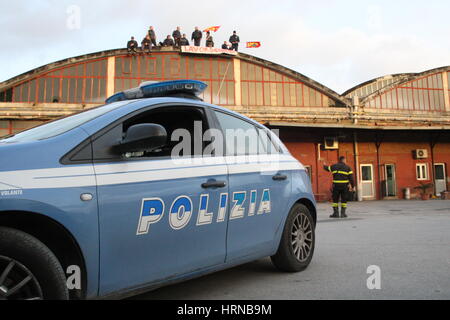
272,174,288,181
201,180,227,189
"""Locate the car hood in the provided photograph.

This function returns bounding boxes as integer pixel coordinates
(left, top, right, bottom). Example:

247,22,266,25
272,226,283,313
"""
0,127,91,173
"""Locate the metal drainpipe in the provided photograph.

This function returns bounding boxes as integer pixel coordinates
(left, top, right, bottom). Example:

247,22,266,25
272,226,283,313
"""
376,142,382,200
353,131,362,202
430,139,436,197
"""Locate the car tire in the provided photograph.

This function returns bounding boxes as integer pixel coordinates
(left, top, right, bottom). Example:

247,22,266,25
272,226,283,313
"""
0,227,69,300
271,204,315,272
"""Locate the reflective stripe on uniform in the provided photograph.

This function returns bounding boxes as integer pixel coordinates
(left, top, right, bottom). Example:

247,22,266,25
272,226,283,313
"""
333,171,352,175
333,180,350,184
341,203,348,208
332,203,339,208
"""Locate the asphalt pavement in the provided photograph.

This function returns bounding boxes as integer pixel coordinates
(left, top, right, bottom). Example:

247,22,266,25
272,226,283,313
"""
130,200,450,300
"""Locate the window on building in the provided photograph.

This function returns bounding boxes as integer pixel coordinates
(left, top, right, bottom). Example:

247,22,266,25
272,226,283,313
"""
0,89,12,102
416,163,429,181
0,121,9,138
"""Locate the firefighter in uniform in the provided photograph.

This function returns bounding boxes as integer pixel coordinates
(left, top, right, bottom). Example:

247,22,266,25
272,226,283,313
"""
324,156,355,218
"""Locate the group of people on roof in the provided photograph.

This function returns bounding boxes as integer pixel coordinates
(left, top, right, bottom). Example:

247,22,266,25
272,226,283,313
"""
127,26,240,55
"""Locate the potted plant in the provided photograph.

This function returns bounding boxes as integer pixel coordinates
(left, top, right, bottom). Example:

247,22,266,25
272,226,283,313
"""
414,183,434,200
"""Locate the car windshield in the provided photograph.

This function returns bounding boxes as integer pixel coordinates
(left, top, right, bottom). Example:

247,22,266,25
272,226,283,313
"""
1,101,130,143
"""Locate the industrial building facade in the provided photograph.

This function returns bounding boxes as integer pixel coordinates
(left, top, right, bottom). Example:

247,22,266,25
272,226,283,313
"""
1,47,449,201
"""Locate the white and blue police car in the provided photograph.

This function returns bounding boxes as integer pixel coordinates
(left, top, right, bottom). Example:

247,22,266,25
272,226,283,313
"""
0,80,316,300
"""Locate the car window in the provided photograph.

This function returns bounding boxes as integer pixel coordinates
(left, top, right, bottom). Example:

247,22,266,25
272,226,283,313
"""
214,111,278,156
1,101,129,143
92,106,210,161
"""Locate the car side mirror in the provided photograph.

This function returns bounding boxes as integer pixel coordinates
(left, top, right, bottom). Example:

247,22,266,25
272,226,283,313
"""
113,123,167,154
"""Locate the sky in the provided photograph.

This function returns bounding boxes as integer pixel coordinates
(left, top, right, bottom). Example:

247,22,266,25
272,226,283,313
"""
0,0,449,93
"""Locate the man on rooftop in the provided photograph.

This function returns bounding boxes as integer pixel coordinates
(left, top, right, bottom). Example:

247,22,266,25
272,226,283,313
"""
162,35,175,47
141,35,152,54
229,31,240,51
148,26,157,47
180,34,190,46
127,36,138,55
173,27,182,47
191,27,203,47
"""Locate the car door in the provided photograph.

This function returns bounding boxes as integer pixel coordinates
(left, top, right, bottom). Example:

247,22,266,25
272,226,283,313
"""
92,104,229,296
212,110,292,261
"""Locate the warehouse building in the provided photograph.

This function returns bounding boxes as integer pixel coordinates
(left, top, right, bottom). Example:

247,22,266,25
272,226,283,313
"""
0,47,449,201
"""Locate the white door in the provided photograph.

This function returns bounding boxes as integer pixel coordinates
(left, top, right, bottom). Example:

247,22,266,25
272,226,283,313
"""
360,164,375,200
434,164,447,196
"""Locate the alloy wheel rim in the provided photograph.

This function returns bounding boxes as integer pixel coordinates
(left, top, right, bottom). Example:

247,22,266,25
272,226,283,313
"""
291,212,313,262
0,256,43,300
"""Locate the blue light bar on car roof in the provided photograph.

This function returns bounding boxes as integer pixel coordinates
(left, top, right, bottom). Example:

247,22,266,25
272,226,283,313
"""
105,80,208,104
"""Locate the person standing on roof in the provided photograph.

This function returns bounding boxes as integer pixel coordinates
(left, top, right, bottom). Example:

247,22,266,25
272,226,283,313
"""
191,27,203,46
323,156,355,218
205,31,214,47
173,27,182,47
229,31,240,51
148,26,157,47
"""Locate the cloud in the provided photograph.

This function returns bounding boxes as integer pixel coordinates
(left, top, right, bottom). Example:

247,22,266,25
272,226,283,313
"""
240,16,449,93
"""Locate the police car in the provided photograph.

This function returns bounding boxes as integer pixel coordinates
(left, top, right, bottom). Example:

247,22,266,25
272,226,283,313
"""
0,80,316,300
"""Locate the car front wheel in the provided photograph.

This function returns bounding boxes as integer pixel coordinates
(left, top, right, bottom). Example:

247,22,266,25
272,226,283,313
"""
271,203,315,272
0,227,69,300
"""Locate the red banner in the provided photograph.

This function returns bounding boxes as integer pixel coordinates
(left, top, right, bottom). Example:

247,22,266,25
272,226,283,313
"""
203,26,221,33
246,42,261,48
